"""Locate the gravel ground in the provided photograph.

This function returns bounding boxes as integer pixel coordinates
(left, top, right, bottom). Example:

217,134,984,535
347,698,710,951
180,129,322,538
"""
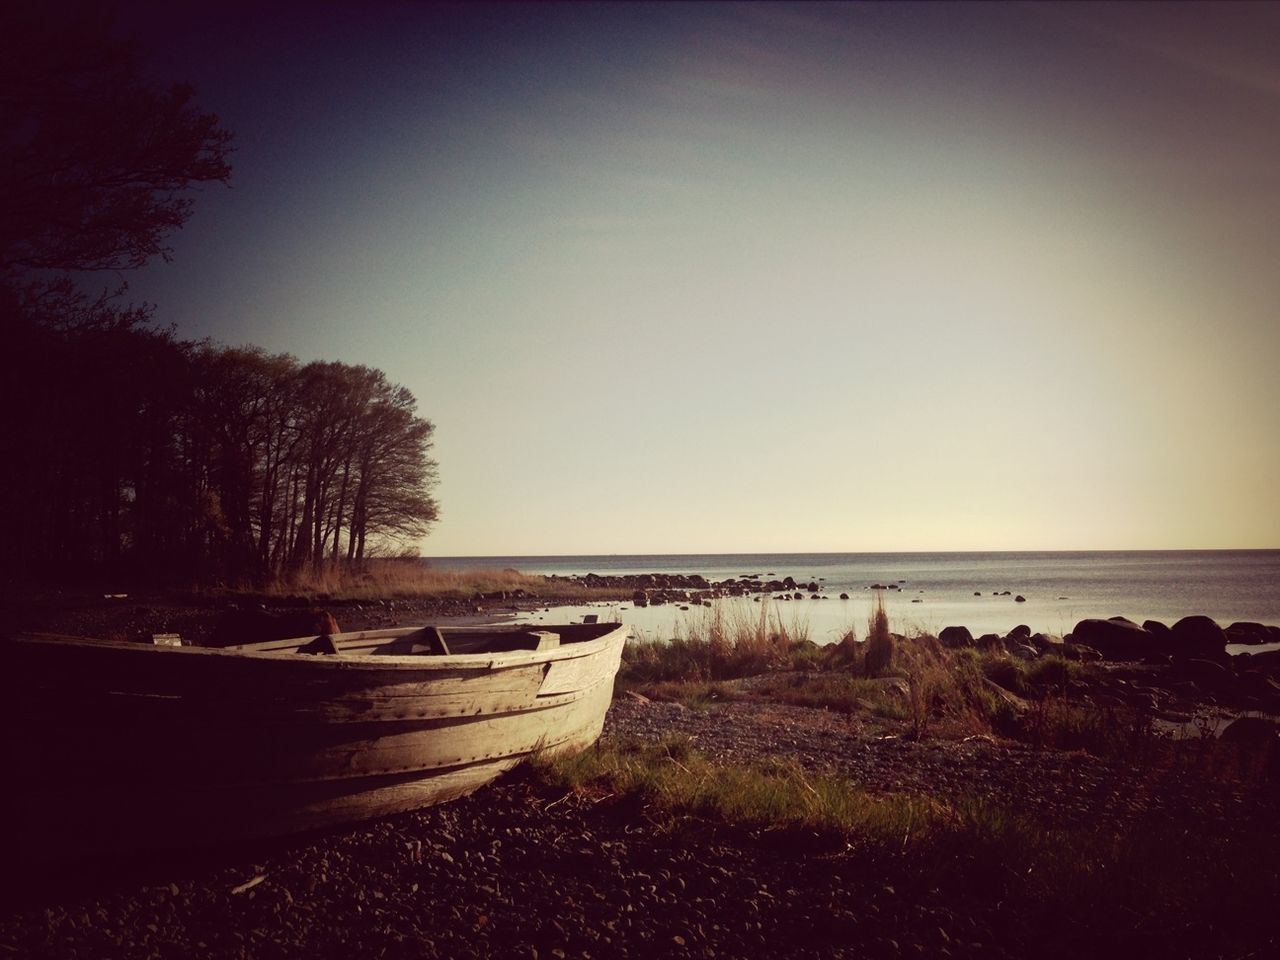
3,694,1278,960
0,774,1023,960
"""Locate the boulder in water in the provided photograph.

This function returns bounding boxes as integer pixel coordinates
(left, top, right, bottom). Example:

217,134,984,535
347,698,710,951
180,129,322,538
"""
1170,616,1227,659
1225,621,1270,645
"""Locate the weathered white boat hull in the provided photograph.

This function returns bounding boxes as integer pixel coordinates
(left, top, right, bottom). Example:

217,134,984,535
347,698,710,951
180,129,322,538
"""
4,623,625,862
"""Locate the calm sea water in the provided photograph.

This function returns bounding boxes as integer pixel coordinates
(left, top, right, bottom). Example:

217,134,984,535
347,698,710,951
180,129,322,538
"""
423,551,1280,645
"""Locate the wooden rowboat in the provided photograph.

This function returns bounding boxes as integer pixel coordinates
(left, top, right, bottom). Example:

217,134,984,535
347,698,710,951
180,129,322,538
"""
3,622,626,863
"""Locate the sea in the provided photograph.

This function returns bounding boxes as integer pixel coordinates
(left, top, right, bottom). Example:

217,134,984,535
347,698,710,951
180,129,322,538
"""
423,551,1280,650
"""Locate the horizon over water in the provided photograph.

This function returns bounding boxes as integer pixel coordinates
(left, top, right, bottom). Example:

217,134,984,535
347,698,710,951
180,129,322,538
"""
424,550,1280,643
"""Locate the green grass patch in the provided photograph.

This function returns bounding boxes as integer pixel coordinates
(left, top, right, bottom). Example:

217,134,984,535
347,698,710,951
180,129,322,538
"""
533,735,939,845
752,672,909,719
618,680,743,709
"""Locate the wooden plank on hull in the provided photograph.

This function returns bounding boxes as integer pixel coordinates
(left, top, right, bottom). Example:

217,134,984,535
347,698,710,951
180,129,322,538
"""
539,640,625,695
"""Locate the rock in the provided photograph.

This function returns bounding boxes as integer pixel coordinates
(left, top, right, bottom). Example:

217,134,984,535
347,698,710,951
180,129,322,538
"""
866,676,910,697
983,678,1029,714
1220,717,1279,746
1007,625,1031,640
806,582,819,593
632,590,649,608
839,593,849,600
1014,595,1026,603
1062,643,1102,662
1225,621,1271,645
1238,671,1280,701
1175,658,1235,694
1243,649,1280,676
1142,620,1172,644
939,625,974,648
976,633,1005,652
1069,618,1153,660
974,591,981,596
1011,644,1039,661
1029,633,1065,653
1169,616,1227,659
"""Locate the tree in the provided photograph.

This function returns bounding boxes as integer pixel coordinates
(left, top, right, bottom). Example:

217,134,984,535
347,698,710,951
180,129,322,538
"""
0,2,232,580
0,3,232,281
0,8,441,585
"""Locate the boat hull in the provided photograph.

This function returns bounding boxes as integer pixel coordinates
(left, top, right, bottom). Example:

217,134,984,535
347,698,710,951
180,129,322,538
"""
3,623,626,862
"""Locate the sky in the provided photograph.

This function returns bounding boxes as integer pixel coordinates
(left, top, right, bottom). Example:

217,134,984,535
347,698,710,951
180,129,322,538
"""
110,1,1280,554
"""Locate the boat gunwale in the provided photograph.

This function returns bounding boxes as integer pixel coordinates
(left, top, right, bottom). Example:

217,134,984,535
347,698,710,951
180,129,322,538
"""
9,623,629,672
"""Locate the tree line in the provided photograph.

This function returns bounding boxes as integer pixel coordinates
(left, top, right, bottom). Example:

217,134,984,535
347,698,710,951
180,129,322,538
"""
3,317,438,582
0,6,439,584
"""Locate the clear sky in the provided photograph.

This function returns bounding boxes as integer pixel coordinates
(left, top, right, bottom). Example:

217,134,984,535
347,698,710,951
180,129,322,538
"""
114,1,1280,554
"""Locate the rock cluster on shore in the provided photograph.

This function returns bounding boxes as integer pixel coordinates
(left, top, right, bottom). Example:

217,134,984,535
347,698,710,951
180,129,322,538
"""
934,615,1280,716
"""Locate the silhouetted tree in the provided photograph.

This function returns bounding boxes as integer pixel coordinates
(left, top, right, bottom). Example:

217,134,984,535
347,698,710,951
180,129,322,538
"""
0,3,232,280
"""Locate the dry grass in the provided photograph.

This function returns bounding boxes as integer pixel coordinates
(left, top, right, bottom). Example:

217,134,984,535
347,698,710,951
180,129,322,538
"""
620,601,814,686
532,734,946,846
253,559,616,601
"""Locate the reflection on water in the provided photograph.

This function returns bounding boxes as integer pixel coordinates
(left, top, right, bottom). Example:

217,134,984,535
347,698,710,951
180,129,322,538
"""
435,550,1280,641
502,596,1280,648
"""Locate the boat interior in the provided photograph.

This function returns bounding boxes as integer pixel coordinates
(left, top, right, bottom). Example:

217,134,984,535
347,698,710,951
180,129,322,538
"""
248,621,622,657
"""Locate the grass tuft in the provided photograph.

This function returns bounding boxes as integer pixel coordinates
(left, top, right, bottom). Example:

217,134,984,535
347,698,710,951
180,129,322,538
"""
619,602,813,685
